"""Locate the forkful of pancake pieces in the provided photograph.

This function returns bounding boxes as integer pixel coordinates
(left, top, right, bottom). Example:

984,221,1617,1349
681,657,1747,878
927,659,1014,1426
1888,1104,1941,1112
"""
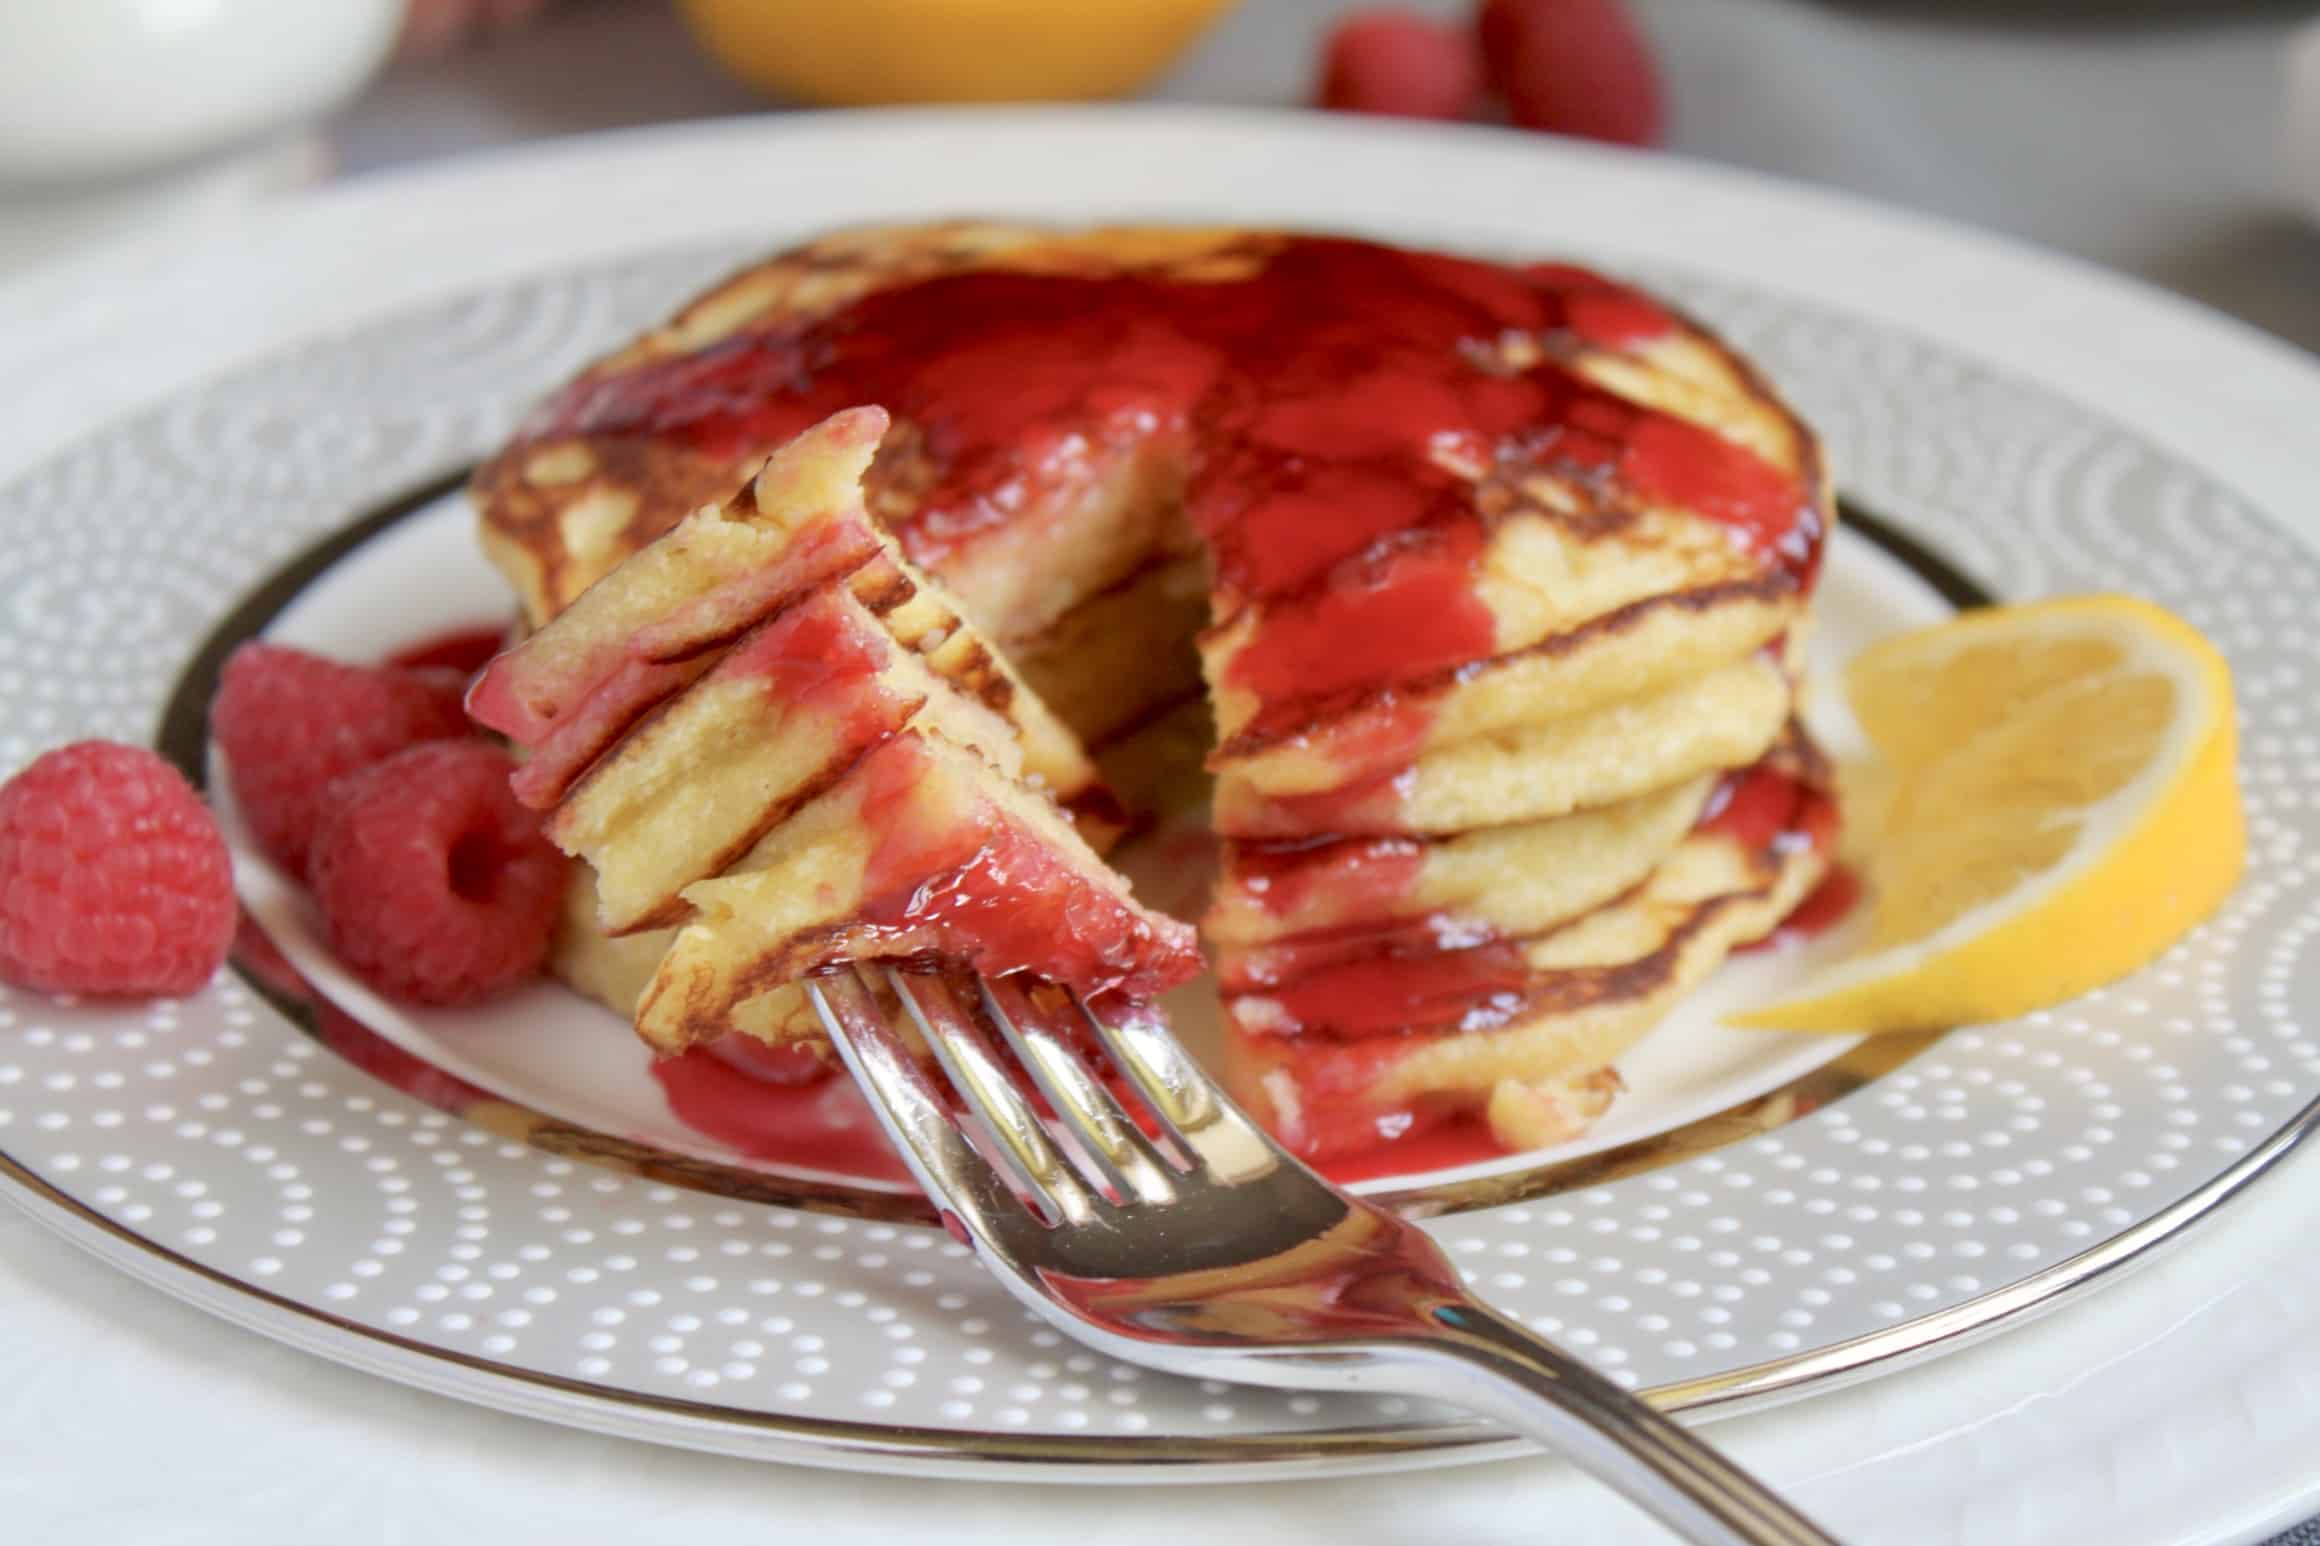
0,224,2244,1182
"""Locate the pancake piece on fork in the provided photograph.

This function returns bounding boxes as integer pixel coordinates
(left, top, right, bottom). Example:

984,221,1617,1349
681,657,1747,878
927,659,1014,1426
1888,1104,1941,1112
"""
469,407,1197,1059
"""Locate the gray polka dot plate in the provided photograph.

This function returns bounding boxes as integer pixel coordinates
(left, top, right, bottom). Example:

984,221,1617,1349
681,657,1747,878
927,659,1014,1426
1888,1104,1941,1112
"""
2,110,2316,1483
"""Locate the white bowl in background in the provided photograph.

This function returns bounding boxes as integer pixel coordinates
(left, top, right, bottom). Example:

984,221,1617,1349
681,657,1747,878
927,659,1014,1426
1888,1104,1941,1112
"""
0,0,400,186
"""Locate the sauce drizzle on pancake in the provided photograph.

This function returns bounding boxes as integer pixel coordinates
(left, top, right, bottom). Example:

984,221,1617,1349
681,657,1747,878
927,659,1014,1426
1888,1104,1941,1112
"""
522,238,1822,754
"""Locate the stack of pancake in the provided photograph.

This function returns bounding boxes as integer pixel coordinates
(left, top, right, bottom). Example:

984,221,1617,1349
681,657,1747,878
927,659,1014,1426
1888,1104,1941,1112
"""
470,223,1837,1163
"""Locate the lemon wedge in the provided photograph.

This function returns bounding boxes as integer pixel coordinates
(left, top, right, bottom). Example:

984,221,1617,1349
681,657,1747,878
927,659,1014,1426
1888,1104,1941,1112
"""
1734,595,2243,1034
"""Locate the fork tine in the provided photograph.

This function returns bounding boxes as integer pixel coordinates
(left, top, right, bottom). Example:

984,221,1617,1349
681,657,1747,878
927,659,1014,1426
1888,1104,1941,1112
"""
980,976,1179,1206
1068,991,1287,1185
806,971,1032,1242
883,968,1101,1227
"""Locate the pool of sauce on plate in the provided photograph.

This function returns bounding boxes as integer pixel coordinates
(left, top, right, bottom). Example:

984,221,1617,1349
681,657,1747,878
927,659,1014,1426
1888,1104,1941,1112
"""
649,1037,1512,1190
650,1036,913,1185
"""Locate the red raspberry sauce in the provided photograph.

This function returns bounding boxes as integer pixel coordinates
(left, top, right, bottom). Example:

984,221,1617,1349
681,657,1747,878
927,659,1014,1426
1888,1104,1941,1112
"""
721,590,905,750
846,736,1200,1001
1223,833,1430,924
522,238,1820,751
1741,865,1861,954
649,1043,911,1184
649,1029,1499,1189
1230,766,1855,1166
387,625,509,677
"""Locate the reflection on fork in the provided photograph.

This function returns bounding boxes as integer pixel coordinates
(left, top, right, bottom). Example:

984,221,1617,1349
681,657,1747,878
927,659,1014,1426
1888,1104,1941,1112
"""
810,964,1840,1546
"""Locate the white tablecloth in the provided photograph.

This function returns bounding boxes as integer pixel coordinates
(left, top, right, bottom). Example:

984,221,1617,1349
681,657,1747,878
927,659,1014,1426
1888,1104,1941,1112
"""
6,3,2319,1542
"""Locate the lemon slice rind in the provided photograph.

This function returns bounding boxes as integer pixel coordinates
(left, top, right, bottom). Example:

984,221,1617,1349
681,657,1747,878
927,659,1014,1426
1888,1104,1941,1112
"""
1732,595,2243,1034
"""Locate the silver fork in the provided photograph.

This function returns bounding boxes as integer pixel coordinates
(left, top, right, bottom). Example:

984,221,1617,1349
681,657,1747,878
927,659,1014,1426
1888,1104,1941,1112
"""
809,965,1839,1545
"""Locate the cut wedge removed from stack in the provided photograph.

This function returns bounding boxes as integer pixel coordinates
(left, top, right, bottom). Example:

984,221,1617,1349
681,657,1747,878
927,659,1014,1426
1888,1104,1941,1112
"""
1735,595,2243,1034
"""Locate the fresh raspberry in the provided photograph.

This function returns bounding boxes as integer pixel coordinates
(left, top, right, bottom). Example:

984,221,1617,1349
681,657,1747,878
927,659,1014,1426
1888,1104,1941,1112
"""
1477,0,1665,146
0,741,236,997
1318,9,1485,119
306,740,563,1006
211,642,471,877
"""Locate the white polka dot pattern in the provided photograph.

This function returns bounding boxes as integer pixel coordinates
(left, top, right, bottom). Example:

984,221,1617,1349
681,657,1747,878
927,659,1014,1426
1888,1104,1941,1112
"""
0,247,2315,1462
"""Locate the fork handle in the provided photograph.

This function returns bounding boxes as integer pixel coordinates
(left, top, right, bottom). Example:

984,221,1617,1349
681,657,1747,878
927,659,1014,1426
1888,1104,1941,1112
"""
1396,1302,1840,1545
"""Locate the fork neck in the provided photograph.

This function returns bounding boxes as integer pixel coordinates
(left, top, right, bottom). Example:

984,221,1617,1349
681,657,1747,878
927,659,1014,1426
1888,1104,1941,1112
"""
1378,1301,1840,1546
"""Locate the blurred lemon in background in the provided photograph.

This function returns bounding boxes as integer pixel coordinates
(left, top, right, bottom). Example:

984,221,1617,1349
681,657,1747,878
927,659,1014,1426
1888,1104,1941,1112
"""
675,0,1240,106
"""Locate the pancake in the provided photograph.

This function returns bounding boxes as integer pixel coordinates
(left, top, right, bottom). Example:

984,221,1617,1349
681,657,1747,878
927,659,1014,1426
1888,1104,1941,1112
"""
550,866,861,1052
471,410,1119,935
473,224,1826,766
1208,578,1795,796
1086,694,1216,834
1006,554,1209,746
1210,652,1790,838
474,407,1199,1054
1225,760,1835,1161
1233,827,1829,1160
538,569,1020,934
552,864,669,1019
1205,774,1716,950
636,727,1197,1054
470,223,1840,1165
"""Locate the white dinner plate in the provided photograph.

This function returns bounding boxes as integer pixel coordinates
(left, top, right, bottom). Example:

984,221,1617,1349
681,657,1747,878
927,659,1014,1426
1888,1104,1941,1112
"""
2,109,2318,1532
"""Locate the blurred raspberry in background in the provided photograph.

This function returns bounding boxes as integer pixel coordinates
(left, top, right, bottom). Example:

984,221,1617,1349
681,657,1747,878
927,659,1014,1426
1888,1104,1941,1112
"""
397,0,565,59
1317,11,1486,121
1317,0,1665,146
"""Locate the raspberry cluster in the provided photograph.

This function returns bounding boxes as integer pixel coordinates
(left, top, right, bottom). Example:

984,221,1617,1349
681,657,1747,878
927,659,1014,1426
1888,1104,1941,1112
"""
1317,0,1664,147
0,635,559,1008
